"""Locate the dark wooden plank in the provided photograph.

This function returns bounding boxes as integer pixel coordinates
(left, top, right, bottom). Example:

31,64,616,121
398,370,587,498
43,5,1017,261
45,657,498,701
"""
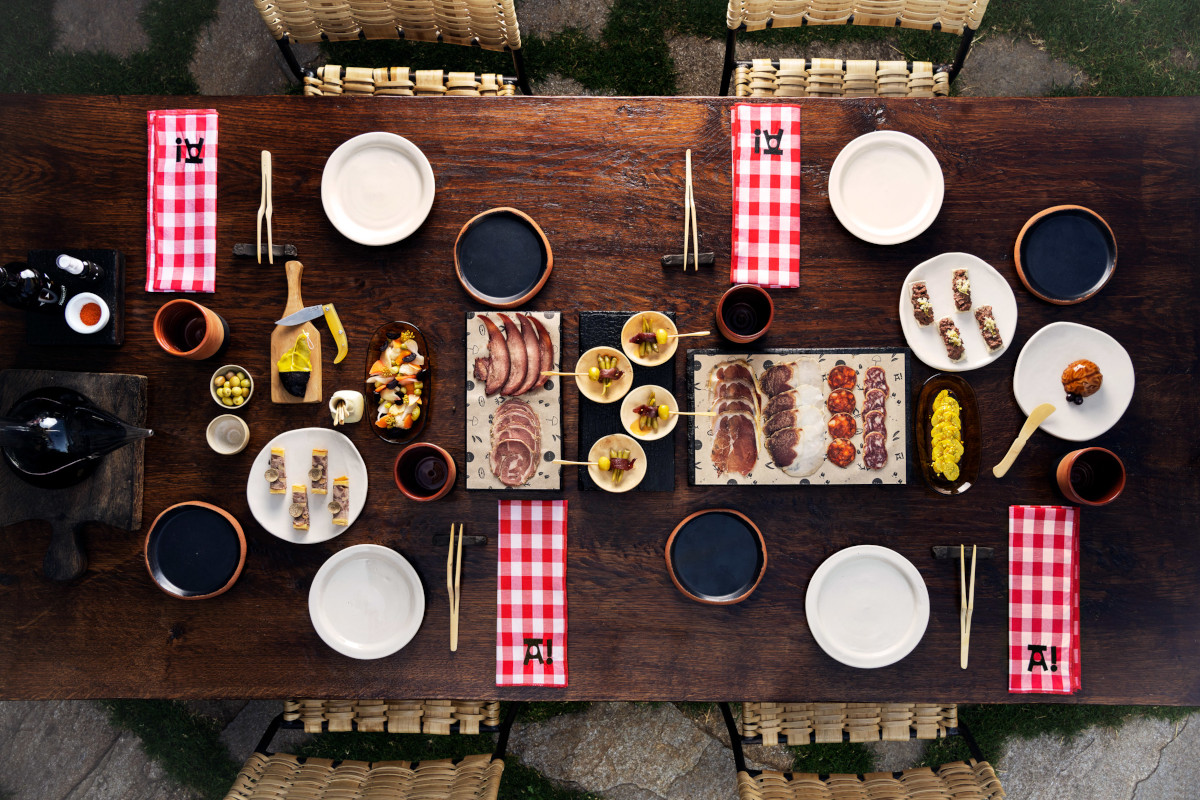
0,96,1197,705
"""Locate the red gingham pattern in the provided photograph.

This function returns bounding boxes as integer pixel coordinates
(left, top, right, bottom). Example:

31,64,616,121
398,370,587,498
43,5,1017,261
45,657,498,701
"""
147,109,218,293
1009,505,1081,694
730,104,802,288
497,500,567,686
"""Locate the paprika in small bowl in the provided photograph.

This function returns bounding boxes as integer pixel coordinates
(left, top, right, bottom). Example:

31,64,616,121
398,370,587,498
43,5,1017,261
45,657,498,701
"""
65,292,110,334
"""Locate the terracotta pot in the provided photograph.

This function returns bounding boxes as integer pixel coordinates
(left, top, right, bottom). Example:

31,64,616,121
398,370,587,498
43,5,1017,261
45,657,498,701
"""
665,509,767,605
144,501,246,600
715,284,773,344
153,299,228,360
1056,447,1126,506
394,442,456,502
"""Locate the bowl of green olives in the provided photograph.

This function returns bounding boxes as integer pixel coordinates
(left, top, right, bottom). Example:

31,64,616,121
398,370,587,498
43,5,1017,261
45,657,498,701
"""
210,365,253,409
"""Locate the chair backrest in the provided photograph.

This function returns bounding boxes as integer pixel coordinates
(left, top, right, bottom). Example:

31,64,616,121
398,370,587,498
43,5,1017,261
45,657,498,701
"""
254,0,523,51
284,699,503,735
727,0,988,34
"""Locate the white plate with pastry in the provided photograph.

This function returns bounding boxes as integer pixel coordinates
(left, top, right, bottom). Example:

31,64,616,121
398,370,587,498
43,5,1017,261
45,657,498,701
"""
899,252,1018,372
309,544,425,659
1013,321,1135,441
805,545,929,669
246,427,368,544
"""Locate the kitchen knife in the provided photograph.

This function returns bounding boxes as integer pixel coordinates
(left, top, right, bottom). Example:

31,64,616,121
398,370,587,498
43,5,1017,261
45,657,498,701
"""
275,303,349,364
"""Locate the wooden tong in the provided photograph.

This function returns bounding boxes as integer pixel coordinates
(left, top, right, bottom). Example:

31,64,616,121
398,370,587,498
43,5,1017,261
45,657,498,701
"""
681,149,699,271
447,523,464,651
257,150,273,264
960,544,977,669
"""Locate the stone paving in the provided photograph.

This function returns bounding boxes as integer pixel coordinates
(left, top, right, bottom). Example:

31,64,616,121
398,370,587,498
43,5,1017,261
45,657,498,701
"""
3,2,1196,799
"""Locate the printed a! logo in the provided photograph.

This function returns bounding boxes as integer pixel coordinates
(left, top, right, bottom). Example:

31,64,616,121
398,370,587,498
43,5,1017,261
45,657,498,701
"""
175,137,205,164
523,637,554,665
752,127,785,156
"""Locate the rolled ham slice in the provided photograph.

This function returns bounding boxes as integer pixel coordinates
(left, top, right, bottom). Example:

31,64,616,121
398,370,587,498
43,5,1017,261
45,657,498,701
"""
711,411,758,476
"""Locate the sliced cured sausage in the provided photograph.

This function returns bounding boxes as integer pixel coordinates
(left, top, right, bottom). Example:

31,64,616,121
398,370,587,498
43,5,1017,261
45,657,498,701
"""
863,366,888,393
491,439,537,486
826,388,856,415
863,409,886,436
759,359,821,398
863,388,887,414
766,427,823,477
763,385,823,419
827,413,857,440
827,365,857,390
863,431,888,470
827,438,856,468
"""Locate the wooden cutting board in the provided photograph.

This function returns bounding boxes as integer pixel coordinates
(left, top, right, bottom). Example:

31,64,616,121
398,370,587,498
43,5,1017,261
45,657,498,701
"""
270,259,322,403
0,369,147,580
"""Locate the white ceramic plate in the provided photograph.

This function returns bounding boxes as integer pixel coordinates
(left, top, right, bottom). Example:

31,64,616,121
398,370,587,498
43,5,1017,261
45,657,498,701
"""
1013,321,1135,441
309,544,425,659
805,545,929,669
245,427,368,544
899,252,1018,372
321,132,435,246
829,131,944,245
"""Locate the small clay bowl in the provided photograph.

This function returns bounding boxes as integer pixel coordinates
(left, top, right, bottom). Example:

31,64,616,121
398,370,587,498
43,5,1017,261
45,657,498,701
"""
587,433,646,493
575,346,634,404
210,365,254,410
1056,446,1126,506
144,501,246,600
620,311,678,367
716,284,774,344
454,207,553,308
393,442,456,502
666,509,766,605
1014,205,1117,305
619,384,679,441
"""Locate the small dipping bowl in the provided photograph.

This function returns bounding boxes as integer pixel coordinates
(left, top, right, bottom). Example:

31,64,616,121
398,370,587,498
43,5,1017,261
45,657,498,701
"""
587,433,646,493
394,442,456,501
210,365,254,410
206,414,250,455
1056,446,1126,506
716,284,774,344
575,346,634,403
666,509,766,605
454,207,553,308
64,292,110,334
619,384,679,441
620,311,678,367
144,501,246,600
1015,205,1117,305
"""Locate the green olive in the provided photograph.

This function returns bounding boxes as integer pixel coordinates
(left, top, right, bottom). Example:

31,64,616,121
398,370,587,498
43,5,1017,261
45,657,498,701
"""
658,404,670,419
589,366,600,382
410,407,420,420
224,371,235,380
214,376,226,388
222,397,233,406
237,372,248,382
656,328,669,345
233,396,244,406
597,455,611,472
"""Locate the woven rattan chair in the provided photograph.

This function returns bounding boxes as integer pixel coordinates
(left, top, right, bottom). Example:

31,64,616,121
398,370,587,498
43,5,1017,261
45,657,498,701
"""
720,1,990,98
719,703,1006,799
740,702,959,746
253,0,531,96
224,699,519,800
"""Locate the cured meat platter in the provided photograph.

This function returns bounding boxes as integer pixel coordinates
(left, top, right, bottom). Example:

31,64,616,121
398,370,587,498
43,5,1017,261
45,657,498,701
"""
464,311,562,490
687,348,911,486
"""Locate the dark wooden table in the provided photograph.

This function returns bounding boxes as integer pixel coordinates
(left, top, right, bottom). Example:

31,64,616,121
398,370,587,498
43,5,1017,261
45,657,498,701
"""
1,95,1197,704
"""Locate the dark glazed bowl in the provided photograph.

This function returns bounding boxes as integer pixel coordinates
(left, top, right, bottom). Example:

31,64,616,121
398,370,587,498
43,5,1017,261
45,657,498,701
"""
1015,205,1117,305
365,321,432,444
666,509,766,605
454,207,553,308
914,374,982,495
144,501,246,600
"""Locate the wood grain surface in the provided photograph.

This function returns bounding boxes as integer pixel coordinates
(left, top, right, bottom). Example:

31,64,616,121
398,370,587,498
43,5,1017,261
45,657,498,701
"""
0,95,1197,704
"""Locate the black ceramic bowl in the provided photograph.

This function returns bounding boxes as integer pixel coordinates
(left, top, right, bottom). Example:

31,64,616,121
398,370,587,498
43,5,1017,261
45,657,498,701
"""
454,207,553,308
144,501,245,600
666,509,766,605
1015,205,1116,304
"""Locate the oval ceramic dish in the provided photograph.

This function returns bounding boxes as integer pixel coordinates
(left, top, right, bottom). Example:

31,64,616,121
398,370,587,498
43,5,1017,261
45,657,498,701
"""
619,384,679,441
454,207,553,308
321,132,435,246
587,433,646,493
666,509,766,605
913,374,981,495
365,321,432,444
144,501,246,600
620,311,678,367
829,131,944,245
575,346,633,404
1015,206,1116,305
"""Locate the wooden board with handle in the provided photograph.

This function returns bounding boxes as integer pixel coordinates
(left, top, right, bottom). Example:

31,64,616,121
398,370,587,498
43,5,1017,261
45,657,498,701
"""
270,259,322,403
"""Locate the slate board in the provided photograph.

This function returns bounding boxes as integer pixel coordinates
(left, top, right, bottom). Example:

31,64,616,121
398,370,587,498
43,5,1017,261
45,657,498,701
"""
0,369,147,579
26,249,125,346
579,311,675,492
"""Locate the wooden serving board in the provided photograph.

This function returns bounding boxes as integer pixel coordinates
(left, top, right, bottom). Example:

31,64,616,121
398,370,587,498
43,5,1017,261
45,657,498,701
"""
0,369,147,580
686,348,911,486
579,311,675,492
270,260,322,404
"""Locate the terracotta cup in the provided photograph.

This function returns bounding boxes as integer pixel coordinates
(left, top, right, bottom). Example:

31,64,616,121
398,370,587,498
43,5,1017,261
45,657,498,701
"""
153,299,228,360
394,442,456,502
1056,447,1126,506
716,284,774,344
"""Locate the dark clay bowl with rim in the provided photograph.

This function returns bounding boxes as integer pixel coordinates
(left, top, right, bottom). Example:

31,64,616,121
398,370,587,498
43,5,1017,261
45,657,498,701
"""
144,501,246,600
666,509,767,605
454,207,553,308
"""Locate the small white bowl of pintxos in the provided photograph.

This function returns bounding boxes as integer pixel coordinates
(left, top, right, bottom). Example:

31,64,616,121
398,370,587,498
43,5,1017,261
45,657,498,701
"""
571,347,633,403
619,384,680,441
620,311,710,367
587,434,646,493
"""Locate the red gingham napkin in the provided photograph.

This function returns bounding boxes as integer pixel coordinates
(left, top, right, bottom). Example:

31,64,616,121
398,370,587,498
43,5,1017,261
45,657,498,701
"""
730,104,802,288
147,109,218,293
497,500,567,686
1009,505,1081,694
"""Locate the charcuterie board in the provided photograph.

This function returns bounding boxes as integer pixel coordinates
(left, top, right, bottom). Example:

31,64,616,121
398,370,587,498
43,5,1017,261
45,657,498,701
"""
687,348,911,486
465,311,562,490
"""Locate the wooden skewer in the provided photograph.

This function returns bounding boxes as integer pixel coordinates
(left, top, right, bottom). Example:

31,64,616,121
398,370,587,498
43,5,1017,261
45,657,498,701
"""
542,370,589,377
667,330,710,340
683,149,692,272
960,544,977,669
553,459,599,466
257,150,272,264
672,410,716,417
687,150,699,271
448,523,463,652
